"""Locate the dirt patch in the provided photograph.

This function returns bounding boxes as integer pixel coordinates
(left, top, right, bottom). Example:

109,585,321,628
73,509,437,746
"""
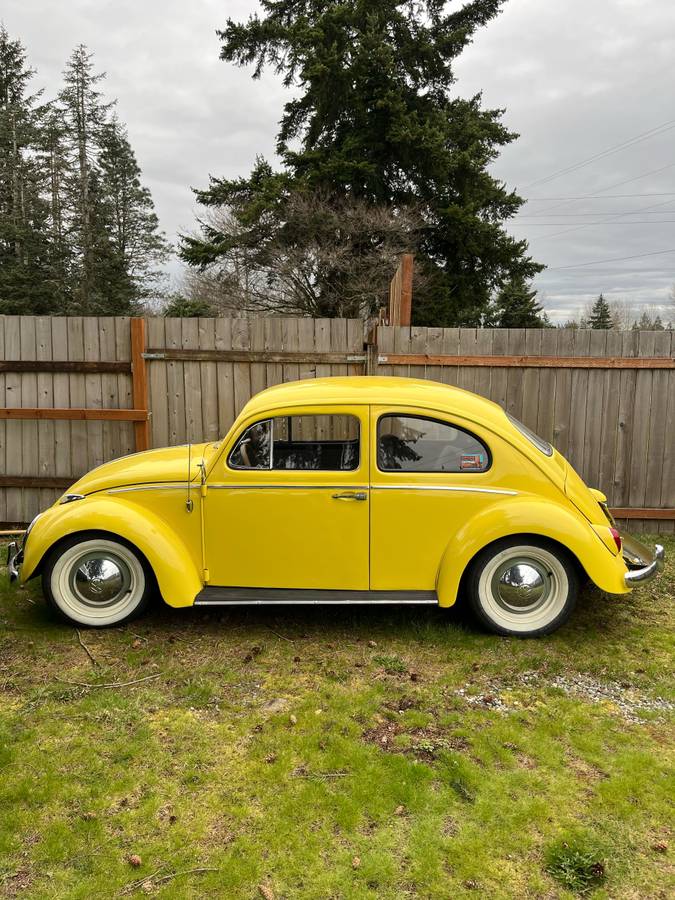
362,720,470,760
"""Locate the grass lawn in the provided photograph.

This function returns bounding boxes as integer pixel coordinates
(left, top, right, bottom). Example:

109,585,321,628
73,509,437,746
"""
0,536,673,899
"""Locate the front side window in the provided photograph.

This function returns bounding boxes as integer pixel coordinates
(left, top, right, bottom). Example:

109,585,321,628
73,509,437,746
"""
229,414,360,471
229,419,271,469
378,415,489,473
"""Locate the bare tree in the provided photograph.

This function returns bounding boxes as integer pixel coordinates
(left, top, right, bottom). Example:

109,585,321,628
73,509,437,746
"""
180,192,424,318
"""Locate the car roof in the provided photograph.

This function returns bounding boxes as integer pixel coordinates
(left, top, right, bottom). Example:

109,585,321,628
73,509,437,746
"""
241,376,507,429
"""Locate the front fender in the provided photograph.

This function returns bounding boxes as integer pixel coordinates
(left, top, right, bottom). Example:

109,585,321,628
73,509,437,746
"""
435,496,629,607
21,497,202,608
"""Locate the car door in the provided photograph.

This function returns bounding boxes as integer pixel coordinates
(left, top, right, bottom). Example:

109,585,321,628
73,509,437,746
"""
203,405,370,590
369,406,496,591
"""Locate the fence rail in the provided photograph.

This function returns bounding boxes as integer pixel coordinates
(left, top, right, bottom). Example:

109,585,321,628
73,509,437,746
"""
1,315,673,532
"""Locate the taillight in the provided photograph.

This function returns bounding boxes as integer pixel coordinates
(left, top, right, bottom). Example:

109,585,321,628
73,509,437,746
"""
609,527,622,552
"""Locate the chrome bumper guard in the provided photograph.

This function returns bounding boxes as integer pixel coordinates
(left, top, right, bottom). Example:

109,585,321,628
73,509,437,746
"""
6,541,22,582
622,534,665,587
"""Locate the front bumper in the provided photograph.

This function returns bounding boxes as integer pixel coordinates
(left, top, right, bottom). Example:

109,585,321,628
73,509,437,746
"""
7,541,22,582
622,534,665,586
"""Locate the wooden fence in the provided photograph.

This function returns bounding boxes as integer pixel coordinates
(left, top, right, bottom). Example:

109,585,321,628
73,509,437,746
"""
1,315,674,532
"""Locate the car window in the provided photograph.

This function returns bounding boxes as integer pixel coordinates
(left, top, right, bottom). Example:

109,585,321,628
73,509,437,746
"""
229,420,272,469
378,414,489,473
229,414,360,471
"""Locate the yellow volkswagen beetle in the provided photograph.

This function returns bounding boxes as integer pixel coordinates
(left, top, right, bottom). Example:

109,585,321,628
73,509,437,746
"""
7,376,663,636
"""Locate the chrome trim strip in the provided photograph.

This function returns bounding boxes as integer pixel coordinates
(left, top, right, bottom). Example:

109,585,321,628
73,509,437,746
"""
208,484,369,491
107,482,513,496
371,484,517,496
195,586,438,605
106,483,189,494
196,599,438,606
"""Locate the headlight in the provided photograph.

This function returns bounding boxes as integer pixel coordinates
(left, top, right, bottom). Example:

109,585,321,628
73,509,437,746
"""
22,512,42,548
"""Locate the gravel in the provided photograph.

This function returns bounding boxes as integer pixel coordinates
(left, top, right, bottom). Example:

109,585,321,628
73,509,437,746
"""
456,670,674,724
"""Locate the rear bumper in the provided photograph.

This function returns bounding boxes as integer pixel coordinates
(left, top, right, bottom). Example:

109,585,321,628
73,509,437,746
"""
622,534,665,586
6,541,22,582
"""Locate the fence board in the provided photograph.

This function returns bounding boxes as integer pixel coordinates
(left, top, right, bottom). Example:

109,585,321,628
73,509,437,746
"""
1,317,673,530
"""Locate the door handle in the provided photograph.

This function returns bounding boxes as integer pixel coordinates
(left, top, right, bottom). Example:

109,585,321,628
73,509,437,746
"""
331,491,367,501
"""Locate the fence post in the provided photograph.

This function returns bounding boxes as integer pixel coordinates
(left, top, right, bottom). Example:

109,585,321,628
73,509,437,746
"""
388,253,414,326
130,318,151,451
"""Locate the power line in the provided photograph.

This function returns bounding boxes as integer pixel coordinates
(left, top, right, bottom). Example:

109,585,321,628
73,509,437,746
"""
546,247,675,271
525,193,675,201
531,197,675,241
512,220,675,225
524,117,675,189
514,211,675,217
522,162,675,215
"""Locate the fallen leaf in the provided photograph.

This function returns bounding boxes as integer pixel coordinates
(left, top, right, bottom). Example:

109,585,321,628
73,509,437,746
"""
368,640,377,648
289,714,297,726
258,884,275,900
131,639,143,650
352,856,361,869
128,854,142,867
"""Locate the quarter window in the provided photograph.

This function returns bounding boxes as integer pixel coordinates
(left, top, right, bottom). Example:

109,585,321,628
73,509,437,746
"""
229,414,360,471
378,415,489,473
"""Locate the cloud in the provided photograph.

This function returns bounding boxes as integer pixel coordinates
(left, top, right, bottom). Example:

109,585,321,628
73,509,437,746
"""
3,0,674,313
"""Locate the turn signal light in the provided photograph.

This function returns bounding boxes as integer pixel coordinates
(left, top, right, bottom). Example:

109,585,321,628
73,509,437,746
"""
609,527,622,552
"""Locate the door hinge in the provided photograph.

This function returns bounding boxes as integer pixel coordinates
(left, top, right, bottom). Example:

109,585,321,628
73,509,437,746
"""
203,568,210,583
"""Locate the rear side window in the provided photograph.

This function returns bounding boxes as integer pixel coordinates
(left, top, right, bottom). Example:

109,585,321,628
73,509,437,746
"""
229,414,360,471
506,413,553,457
377,415,489,473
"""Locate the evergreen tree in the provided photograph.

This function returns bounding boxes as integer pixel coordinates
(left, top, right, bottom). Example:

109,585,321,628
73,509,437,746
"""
58,44,116,312
96,118,169,309
183,0,542,324
492,277,546,327
588,293,613,329
0,26,55,313
163,294,216,317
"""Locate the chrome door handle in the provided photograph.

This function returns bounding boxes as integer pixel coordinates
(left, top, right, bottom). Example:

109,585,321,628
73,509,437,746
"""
331,491,367,501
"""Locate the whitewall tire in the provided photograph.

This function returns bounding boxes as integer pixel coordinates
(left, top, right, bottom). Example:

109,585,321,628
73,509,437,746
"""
43,535,153,627
466,538,578,637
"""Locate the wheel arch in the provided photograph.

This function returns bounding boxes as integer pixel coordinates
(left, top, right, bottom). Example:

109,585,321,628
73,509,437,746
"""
435,497,628,607
21,496,203,608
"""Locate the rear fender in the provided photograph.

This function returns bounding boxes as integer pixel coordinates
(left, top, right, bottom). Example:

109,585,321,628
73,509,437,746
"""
435,496,629,607
21,496,202,608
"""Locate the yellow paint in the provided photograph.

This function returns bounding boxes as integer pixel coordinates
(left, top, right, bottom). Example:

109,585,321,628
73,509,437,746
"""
203,404,370,589
19,376,631,605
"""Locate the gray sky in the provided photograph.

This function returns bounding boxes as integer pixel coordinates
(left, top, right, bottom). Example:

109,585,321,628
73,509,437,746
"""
4,0,675,322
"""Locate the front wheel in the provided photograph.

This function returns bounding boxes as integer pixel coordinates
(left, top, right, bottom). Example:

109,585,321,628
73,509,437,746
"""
465,538,578,637
43,534,153,627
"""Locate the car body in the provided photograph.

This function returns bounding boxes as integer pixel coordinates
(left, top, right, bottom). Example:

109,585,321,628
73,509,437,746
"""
7,376,664,635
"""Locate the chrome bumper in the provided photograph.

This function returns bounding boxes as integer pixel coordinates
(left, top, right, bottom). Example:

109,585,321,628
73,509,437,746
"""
622,534,665,586
6,540,22,582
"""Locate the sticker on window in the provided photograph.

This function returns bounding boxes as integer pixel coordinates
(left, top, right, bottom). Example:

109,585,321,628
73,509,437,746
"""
460,453,485,470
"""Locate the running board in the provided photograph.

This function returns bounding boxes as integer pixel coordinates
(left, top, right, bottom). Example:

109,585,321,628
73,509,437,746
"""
194,587,438,606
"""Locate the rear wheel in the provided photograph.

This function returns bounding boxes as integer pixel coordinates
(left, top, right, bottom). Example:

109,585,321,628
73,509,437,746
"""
43,534,153,627
465,538,578,637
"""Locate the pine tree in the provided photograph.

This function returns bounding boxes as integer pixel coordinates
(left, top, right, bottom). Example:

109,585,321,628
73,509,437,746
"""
184,0,542,324
96,118,169,309
588,294,613,329
492,277,546,327
0,26,55,313
58,44,115,312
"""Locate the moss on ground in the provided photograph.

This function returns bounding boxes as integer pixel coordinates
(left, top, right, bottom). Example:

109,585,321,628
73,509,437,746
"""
0,536,673,898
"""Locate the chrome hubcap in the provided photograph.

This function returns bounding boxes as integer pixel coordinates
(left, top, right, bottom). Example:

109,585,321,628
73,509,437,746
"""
70,553,132,608
493,560,550,612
